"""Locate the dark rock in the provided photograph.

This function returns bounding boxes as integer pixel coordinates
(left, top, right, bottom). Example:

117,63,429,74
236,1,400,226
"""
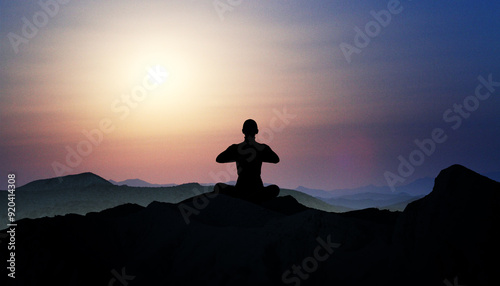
1,165,497,286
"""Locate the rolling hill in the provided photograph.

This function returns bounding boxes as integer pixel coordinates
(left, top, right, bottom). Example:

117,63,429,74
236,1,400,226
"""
0,173,346,222
1,165,498,285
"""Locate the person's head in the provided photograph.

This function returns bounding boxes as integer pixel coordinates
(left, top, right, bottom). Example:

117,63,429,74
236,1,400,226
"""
242,119,258,137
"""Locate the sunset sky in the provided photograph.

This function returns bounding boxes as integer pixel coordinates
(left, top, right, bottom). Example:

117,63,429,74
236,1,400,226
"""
1,0,499,191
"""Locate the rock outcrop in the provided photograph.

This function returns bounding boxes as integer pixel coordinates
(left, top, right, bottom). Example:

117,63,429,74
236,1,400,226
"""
1,165,498,285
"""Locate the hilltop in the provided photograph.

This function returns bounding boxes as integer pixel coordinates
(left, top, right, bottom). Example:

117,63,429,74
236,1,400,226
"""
0,173,345,222
1,164,498,285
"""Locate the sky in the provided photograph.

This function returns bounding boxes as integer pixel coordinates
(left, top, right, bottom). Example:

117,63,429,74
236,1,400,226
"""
1,0,499,191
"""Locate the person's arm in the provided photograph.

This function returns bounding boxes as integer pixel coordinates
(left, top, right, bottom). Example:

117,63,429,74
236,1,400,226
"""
216,145,237,163
262,145,279,163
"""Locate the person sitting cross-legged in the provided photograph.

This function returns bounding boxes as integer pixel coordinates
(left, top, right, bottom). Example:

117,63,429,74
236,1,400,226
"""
214,119,280,203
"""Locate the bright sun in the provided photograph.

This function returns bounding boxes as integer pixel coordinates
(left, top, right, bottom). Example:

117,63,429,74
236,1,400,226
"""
147,65,170,85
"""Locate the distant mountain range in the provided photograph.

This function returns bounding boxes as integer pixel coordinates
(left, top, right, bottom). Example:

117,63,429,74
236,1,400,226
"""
10,170,497,217
310,178,434,211
0,173,348,223
294,171,500,211
296,177,434,198
109,178,177,188
1,164,498,285
108,176,436,197
107,176,434,211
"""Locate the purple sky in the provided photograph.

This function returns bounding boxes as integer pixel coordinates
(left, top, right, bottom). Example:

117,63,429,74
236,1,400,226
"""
1,0,499,191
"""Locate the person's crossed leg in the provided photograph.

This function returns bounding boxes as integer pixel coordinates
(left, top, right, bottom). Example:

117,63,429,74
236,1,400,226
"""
214,182,280,203
214,119,280,203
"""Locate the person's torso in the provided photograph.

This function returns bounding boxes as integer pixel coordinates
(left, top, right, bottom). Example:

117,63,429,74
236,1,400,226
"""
234,142,266,188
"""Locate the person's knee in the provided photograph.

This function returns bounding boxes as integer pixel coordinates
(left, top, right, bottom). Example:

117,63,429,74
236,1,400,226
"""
267,185,280,197
215,183,238,196
214,183,228,194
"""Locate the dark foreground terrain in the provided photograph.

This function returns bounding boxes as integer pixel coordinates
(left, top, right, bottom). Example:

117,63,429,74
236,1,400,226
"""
1,165,499,285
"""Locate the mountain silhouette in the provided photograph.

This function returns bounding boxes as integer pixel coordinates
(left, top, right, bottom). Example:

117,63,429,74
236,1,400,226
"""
297,177,434,198
0,173,345,223
109,178,177,188
297,178,434,211
393,164,500,285
321,191,418,209
0,165,498,285
19,172,112,191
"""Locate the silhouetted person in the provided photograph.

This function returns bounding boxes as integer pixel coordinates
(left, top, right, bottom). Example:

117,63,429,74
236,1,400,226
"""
214,119,280,203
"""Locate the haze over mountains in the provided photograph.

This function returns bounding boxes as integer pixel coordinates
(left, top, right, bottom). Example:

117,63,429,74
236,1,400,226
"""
295,177,434,198
107,174,435,210
1,164,498,285
4,169,497,223
105,174,459,212
109,178,177,188
0,173,348,223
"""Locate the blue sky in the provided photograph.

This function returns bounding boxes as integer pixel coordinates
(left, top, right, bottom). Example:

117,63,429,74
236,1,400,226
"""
1,0,499,190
